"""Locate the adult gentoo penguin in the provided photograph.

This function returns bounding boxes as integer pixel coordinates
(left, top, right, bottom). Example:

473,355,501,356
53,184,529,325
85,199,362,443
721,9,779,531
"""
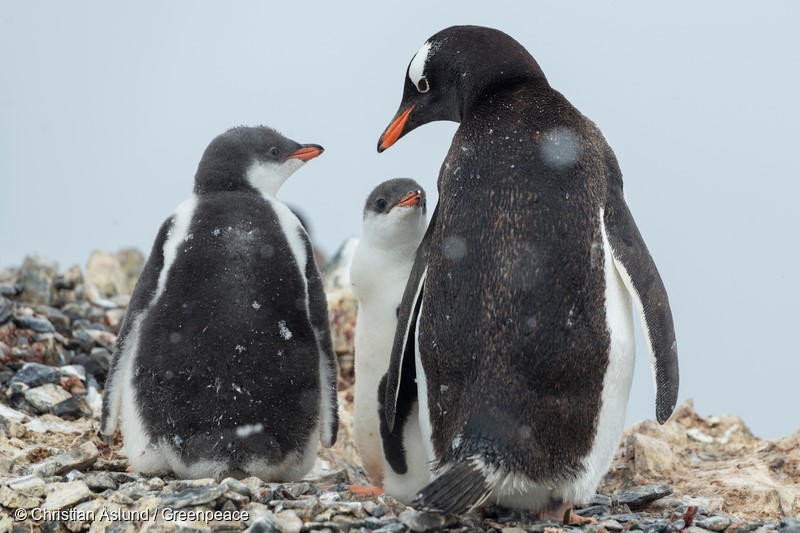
101,126,339,481
377,26,679,520
350,178,430,500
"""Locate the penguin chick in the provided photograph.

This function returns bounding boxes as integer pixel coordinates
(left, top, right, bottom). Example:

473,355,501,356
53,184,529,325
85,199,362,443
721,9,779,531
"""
350,178,429,500
101,125,339,481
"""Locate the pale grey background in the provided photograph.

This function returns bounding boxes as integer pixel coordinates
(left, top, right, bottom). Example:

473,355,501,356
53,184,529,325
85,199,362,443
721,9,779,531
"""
2,2,798,438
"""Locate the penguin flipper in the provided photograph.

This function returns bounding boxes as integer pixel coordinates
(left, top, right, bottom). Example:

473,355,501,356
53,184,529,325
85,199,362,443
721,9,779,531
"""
303,235,339,447
412,460,492,515
603,194,679,424
100,216,174,436
384,204,438,432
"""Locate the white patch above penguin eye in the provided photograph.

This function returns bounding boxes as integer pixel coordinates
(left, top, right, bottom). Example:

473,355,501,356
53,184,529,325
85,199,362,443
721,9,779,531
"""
408,41,433,93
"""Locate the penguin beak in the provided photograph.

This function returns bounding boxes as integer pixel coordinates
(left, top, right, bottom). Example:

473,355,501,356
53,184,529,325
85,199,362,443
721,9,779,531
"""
378,106,414,153
285,144,324,162
392,191,424,208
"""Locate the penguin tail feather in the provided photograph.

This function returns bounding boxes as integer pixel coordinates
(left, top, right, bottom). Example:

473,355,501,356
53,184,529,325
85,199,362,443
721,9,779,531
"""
412,460,492,515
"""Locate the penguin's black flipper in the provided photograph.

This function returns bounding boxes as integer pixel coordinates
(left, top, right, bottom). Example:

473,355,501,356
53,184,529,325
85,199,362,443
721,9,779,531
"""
412,461,492,515
384,204,438,431
100,216,174,436
303,232,339,447
603,188,679,424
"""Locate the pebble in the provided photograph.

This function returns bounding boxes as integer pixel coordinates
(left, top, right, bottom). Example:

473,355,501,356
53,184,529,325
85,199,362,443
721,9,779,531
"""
13,314,57,333
17,254,59,305
665,519,685,532
0,413,26,438
5,474,47,497
0,484,42,509
399,509,458,532
599,519,624,531
84,471,118,492
41,480,92,510
0,298,12,324
52,395,93,419
614,483,673,509
10,362,62,388
696,515,732,531
727,521,764,533
23,383,72,413
29,441,99,477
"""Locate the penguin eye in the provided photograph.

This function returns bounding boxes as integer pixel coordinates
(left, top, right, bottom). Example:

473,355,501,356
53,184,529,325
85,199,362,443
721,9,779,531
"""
270,147,280,157
417,77,429,93
376,198,388,211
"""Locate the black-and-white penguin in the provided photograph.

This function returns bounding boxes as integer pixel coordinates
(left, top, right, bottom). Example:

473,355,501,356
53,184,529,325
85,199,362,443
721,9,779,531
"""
101,126,339,481
377,26,679,520
350,178,430,500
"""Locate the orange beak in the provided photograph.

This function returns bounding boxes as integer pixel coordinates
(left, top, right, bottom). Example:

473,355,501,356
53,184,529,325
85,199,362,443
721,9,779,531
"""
393,190,424,208
285,144,324,162
378,106,414,153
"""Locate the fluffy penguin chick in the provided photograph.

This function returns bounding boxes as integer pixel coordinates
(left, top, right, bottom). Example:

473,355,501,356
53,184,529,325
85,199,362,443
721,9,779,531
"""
101,126,339,481
378,25,679,519
350,178,429,498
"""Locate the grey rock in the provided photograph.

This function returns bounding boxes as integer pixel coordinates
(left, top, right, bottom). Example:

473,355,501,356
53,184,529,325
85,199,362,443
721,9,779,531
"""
29,441,100,477
5,474,46,497
41,480,92,510
727,521,764,533
160,485,225,509
11,362,61,387
0,298,12,324
374,523,407,533
0,414,26,438
35,305,70,331
665,519,686,533
109,472,137,485
399,510,457,532
17,254,59,305
642,518,670,533
0,282,20,297
615,484,673,509
146,476,165,490
117,479,153,499
606,513,642,522
53,395,93,420
64,470,85,481
363,500,386,518
781,517,800,532
273,510,303,533
599,519,625,531
84,471,117,492
587,493,613,506
221,477,249,494
72,352,108,383
696,515,732,532
685,528,713,533
0,402,27,422
65,499,105,532
0,485,42,509
23,383,72,413
576,505,610,517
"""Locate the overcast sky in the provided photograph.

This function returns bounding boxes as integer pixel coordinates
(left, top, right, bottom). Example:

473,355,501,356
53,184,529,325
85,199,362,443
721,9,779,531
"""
2,2,798,439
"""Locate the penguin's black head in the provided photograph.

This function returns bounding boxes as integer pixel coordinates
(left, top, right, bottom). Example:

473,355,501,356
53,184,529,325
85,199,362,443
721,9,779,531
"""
378,25,548,152
194,126,323,196
362,178,427,245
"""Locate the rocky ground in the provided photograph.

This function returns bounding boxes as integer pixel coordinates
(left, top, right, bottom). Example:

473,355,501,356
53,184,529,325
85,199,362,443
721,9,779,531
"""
1,252,799,532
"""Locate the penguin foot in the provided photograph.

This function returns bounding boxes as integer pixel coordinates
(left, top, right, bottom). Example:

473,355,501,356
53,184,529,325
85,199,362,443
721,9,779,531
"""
537,501,596,525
